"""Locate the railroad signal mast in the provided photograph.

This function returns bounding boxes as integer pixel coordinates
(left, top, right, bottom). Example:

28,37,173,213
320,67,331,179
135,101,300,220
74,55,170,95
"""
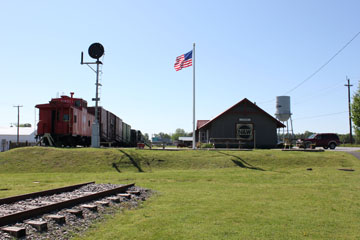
81,43,105,148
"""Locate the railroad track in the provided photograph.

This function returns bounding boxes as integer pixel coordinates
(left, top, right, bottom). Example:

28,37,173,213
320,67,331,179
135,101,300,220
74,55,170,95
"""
0,182,147,239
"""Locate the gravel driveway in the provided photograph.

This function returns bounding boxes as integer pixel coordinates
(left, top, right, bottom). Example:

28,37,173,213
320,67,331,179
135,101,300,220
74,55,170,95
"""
326,147,360,152
325,147,360,160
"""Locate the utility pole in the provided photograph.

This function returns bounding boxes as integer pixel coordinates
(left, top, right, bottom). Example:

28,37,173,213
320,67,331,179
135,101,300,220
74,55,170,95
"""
345,77,353,144
13,105,23,145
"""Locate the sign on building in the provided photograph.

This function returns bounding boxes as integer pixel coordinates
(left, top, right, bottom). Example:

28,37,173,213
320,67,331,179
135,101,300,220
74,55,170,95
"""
236,124,253,141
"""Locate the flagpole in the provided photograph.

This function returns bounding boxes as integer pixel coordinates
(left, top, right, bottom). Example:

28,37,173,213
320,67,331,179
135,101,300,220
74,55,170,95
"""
192,43,196,150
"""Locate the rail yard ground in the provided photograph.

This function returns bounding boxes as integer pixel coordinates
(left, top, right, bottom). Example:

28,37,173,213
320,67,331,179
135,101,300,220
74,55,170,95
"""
0,147,360,239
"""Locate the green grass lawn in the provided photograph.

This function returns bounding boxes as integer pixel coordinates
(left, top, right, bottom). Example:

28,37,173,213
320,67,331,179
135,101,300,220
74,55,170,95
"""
0,147,360,239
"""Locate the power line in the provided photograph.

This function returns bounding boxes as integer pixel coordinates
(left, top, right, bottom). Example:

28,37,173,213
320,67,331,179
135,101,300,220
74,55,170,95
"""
259,82,344,106
293,111,348,121
259,31,360,105
257,98,276,105
283,31,360,95
292,81,344,105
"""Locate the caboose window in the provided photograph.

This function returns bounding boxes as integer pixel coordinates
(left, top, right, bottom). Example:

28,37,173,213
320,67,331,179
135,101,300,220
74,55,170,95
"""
74,115,77,123
75,100,81,107
88,120,90,127
63,114,70,121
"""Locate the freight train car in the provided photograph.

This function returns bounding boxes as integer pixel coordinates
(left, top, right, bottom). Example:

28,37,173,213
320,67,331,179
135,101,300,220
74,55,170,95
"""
137,130,144,143
130,130,144,147
88,107,123,146
36,93,94,146
130,130,137,147
122,122,131,146
36,93,141,147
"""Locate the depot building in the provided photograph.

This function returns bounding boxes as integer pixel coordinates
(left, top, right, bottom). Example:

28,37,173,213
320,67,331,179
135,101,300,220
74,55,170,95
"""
196,98,285,148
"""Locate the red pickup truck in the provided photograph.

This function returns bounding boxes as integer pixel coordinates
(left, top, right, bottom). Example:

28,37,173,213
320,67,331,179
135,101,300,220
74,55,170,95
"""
296,133,340,150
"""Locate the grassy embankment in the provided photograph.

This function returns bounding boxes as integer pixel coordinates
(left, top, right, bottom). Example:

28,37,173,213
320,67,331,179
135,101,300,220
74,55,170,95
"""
0,147,360,239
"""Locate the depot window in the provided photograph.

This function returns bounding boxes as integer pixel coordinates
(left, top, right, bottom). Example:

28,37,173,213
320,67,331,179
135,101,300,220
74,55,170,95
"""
74,115,77,123
201,132,206,141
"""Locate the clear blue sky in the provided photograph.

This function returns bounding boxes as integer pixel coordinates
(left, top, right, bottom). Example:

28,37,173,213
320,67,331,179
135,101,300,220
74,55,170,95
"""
1,0,360,137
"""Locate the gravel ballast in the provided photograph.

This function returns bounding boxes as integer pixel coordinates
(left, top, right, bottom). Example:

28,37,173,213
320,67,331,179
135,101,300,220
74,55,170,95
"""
0,184,152,240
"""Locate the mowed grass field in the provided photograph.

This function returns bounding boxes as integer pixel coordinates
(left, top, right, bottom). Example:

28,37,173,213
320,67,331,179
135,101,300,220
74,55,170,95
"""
0,147,360,239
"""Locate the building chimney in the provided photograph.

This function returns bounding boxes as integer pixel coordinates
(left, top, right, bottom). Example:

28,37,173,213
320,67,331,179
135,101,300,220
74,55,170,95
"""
70,92,74,98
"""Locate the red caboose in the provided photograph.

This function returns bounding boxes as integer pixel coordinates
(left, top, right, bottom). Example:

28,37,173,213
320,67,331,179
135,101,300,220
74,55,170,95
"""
36,92,95,146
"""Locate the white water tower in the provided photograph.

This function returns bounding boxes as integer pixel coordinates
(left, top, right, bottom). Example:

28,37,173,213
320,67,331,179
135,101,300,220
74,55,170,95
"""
275,96,291,121
275,96,294,146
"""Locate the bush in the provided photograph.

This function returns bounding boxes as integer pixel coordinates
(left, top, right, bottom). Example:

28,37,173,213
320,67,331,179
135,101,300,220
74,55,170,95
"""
199,143,214,149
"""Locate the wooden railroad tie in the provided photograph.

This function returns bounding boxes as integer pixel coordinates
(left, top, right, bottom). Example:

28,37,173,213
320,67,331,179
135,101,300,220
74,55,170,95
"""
127,190,141,196
1,226,26,238
107,197,120,203
117,193,131,199
66,209,83,217
95,200,110,206
81,204,98,211
26,220,48,231
46,214,66,224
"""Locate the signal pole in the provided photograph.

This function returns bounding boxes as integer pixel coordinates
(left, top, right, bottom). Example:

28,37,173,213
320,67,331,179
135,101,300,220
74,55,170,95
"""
13,105,23,145
81,43,104,148
345,77,353,144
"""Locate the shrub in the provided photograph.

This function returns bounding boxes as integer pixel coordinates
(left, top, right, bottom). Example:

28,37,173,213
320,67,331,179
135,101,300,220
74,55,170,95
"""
200,143,214,149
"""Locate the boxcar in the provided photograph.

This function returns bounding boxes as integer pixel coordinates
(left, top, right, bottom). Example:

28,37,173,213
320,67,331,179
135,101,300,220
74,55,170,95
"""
130,129,137,147
121,122,131,146
137,130,144,143
88,106,123,146
115,116,123,143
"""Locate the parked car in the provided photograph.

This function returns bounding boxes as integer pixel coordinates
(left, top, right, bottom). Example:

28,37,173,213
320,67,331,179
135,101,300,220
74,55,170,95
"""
296,133,340,149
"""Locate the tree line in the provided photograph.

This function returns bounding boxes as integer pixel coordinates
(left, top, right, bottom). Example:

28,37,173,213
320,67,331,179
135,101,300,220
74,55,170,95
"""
352,81,360,144
149,128,192,142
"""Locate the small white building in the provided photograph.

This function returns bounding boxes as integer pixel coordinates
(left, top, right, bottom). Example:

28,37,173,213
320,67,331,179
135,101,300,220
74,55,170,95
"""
0,127,37,152
178,136,193,147
179,137,193,142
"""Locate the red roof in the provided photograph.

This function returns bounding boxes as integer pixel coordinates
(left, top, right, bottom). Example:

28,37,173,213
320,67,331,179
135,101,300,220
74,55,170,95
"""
197,120,209,129
197,98,285,130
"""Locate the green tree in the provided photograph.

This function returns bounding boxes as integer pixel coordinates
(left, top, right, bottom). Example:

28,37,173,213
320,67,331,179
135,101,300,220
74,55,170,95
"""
351,81,360,143
154,132,171,140
338,133,350,144
11,123,32,127
171,128,187,141
143,133,149,142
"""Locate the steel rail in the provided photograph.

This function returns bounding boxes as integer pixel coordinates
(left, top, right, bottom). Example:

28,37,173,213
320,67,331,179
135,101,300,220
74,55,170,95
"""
0,182,95,205
0,183,134,227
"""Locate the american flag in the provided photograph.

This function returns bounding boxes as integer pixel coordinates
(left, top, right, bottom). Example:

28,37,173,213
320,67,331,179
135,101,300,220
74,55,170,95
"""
174,50,192,71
